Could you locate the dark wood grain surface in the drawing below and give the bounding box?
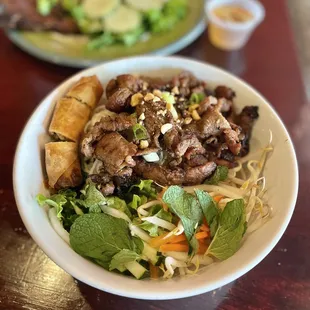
[1,0,309,309]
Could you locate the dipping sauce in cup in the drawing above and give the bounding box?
[213,5,254,23]
[205,0,265,51]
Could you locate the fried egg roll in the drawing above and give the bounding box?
[45,142,82,189]
[49,97,91,142]
[66,75,104,110]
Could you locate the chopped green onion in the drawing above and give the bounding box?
[132,124,148,141]
[189,92,205,104]
[162,92,175,105]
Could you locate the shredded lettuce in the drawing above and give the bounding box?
[164,0,187,19]
[36,189,81,231]
[128,194,148,210]
[145,0,187,33]
[106,197,132,219]
[137,204,172,237]
[87,32,116,50]
[129,179,157,199]
[36,193,67,219]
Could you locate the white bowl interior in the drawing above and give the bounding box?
[13,57,298,300]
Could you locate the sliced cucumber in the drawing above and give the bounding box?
[82,0,120,19]
[104,5,141,34]
[124,261,147,279]
[125,0,165,12]
[142,242,159,265]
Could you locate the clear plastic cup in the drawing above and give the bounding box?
[205,0,265,51]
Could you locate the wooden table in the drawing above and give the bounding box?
[0,0,308,309]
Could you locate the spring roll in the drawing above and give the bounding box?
[49,97,90,142]
[66,75,104,110]
[45,142,82,189]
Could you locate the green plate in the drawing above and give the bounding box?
[8,0,205,68]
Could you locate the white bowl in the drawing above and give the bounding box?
[13,56,298,300]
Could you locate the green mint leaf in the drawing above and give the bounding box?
[195,190,220,237]
[78,183,106,211]
[109,249,141,271]
[163,186,203,255]
[133,237,144,254]
[205,166,229,185]
[70,213,141,268]
[207,199,246,260]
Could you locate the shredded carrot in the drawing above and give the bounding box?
[157,187,167,200]
[157,188,169,211]
[213,195,224,202]
[168,231,209,244]
[159,243,189,252]
[198,241,208,254]
[200,224,210,232]
[162,203,169,211]
[168,234,187,244]
[195,231,209,239]
[160,241,208,254]
[149,232,171,248]
[149,263,159,279]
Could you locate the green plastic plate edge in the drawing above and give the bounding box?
[7,0,206,68]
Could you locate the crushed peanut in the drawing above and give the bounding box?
[171,86,179,95]
[139,113,145,120]
[139,140,149,149]
[192,110,201,120]
[157,110,167,116]
[161,123,173,134]
[166,102,178,120]
[131,93,143,107]
[184,117,192,124]
[153,89,162,97]
[188,104,199,112]
[153,96,161,102]
[209,96,218,104]
[144,93,154,101]
[142,82,148,90]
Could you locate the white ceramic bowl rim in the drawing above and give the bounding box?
[13,56,298,300]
